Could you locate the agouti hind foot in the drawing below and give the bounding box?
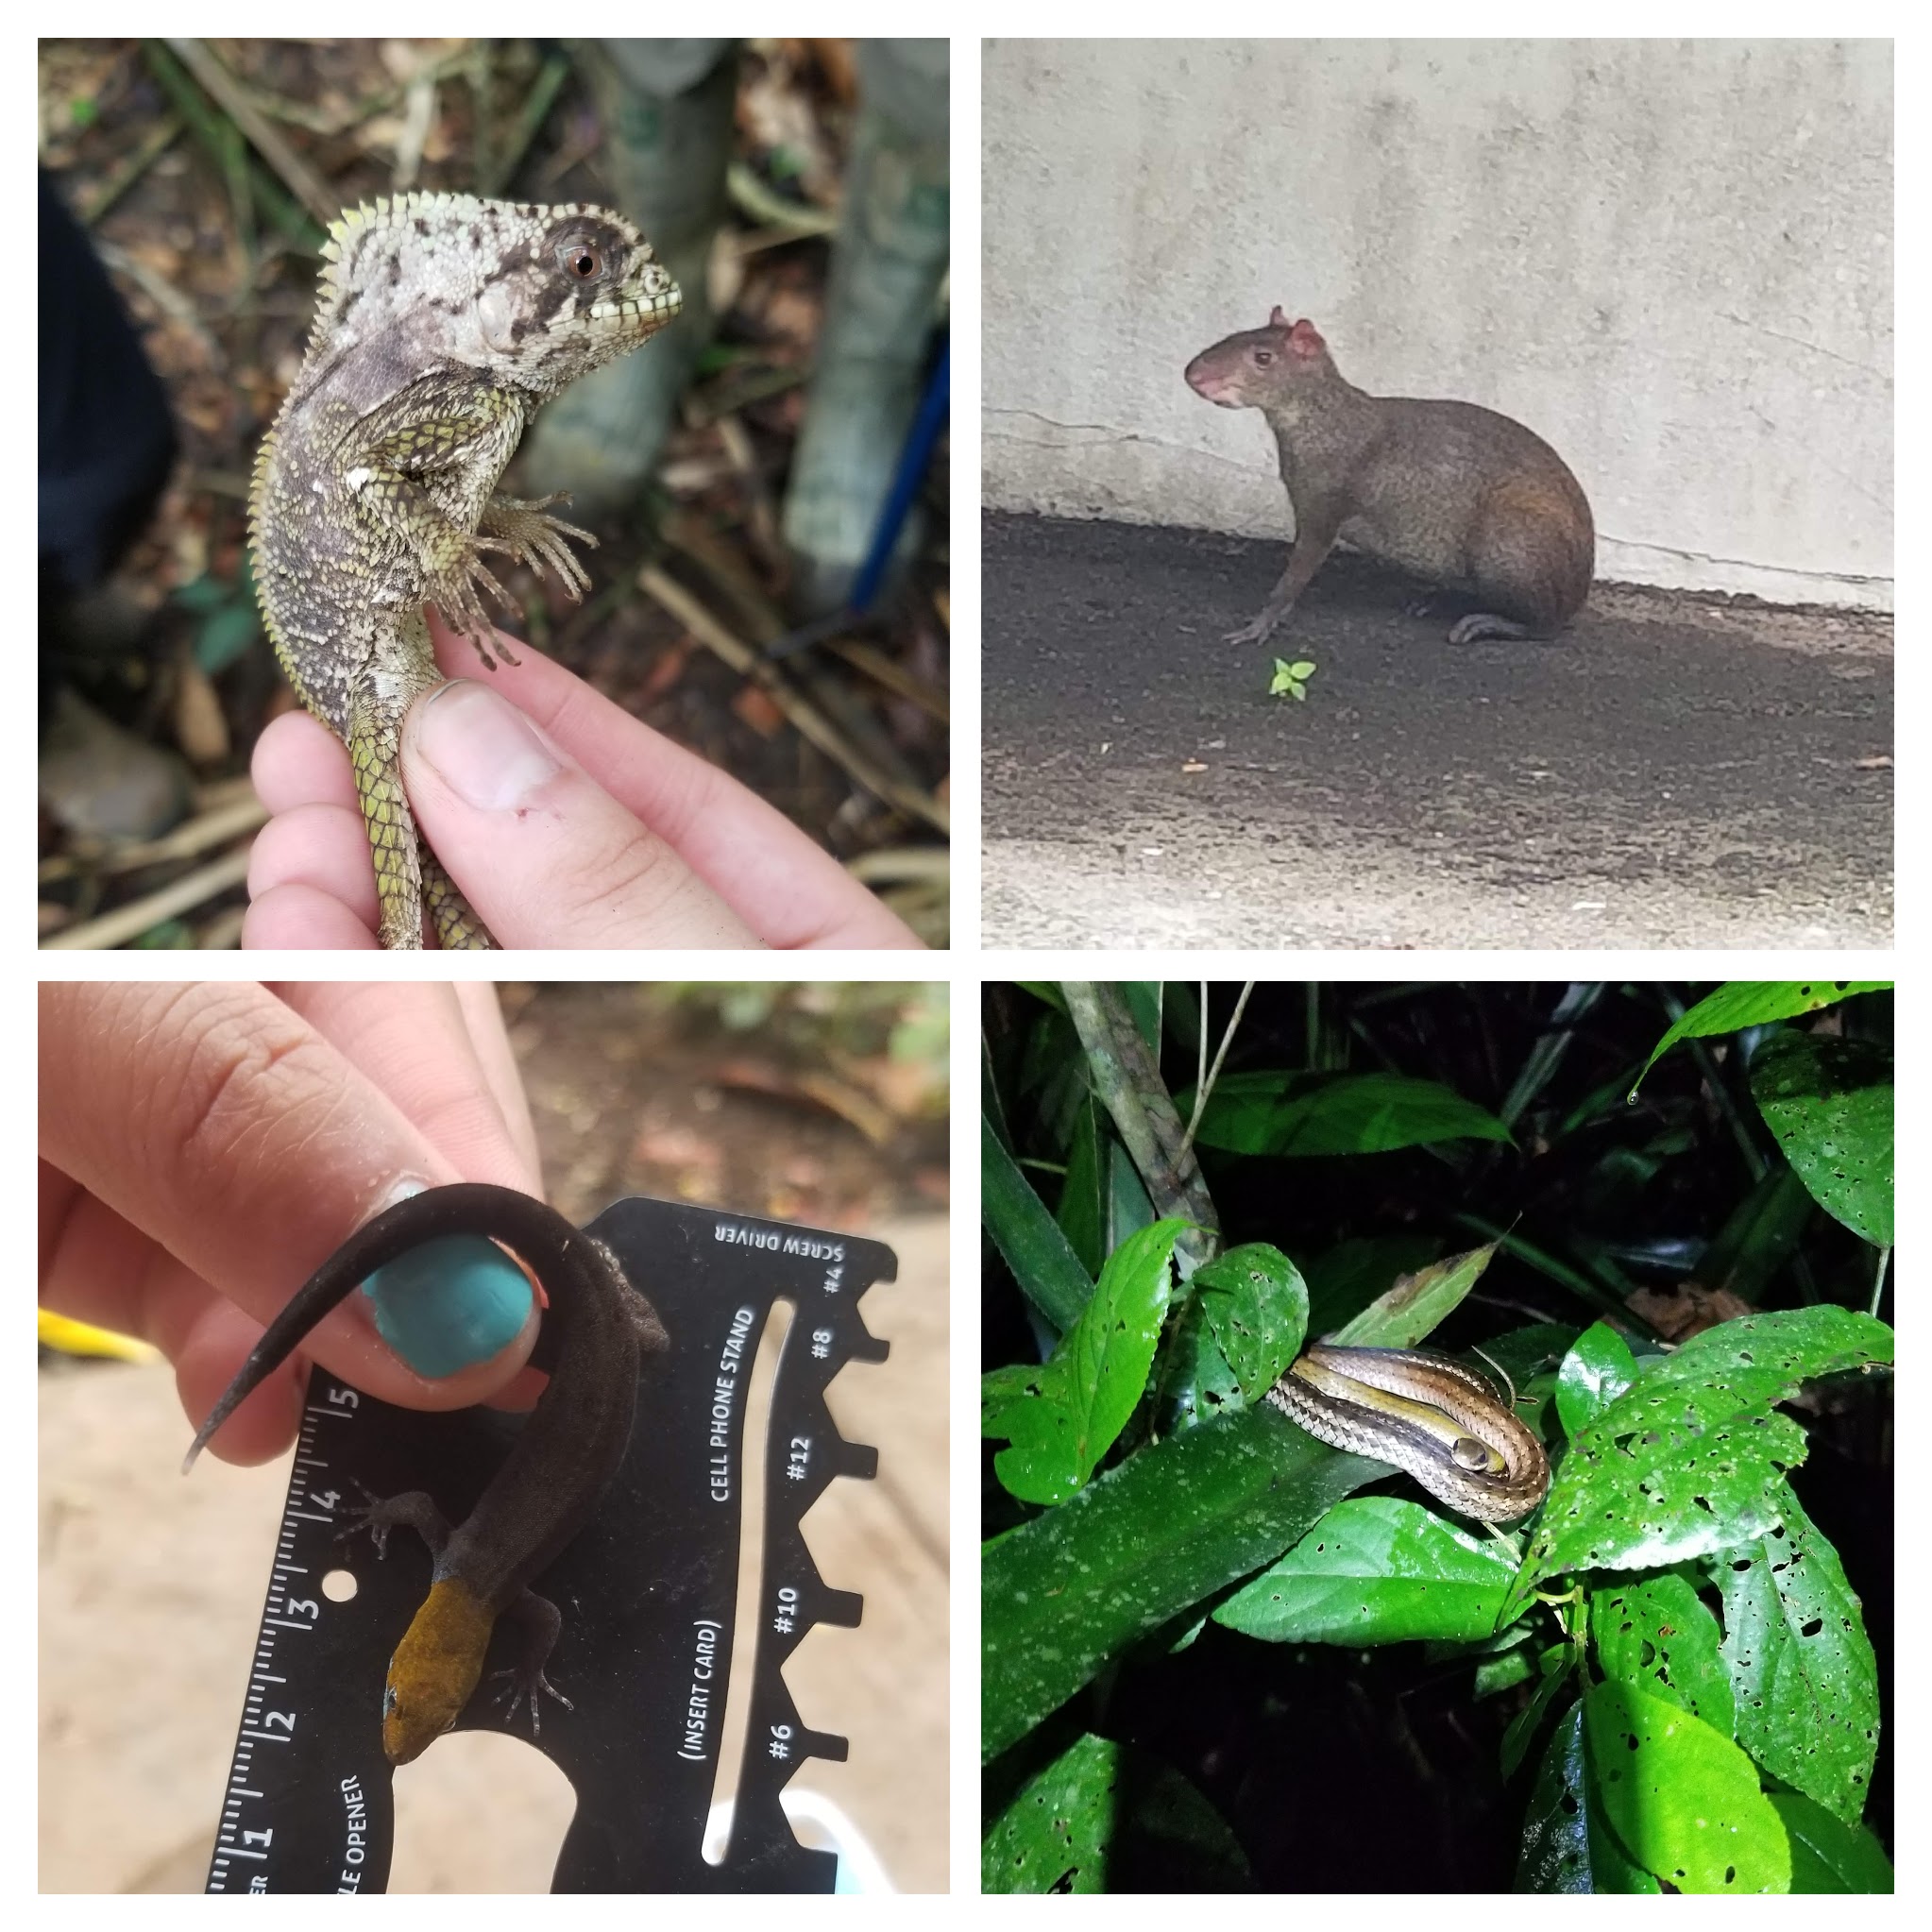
[1225,609,1283,647]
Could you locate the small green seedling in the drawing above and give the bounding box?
[1268,658,1318,702]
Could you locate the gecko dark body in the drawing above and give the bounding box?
[186,1182,668,1763]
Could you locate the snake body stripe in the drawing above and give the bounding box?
[1265,1344,1550,1523]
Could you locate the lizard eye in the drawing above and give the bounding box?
[556,236,607,282]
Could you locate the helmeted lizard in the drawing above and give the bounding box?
[248,193,681,948]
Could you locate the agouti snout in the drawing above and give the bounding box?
[1185,309,1594,648]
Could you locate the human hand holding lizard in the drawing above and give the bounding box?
[40,981,553,1462]
[245,618,925,951]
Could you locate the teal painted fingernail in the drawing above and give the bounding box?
[362,1235,533,1378]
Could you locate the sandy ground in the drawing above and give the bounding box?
[983,513,1892,950]
[38,1213,947,1895]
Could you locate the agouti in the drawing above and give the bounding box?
[1184,309,1594,646]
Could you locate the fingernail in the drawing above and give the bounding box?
[415,679,564,808]
[362,1235,534,1377]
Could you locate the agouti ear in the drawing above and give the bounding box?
[1269,304,1290,327]
[1287,319,1325,355]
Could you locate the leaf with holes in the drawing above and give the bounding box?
[1517,1702,1660,1893]
[982,1218,1182,1504]
[1631,980,1890,1094]
[981,1404,1383,1759]
[1584,1680,1789,1891]
[1750,1031,1893,1247]
[1718,1486,1880,1827]
[1590,1573,1736,1735]
[982,1732,1249,1892]
[1517,1308,1891,1591]
[1192,1242,1306,1399]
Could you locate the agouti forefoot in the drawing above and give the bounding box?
[1185,309,1594,647]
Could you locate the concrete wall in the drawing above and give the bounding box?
[983,39,1893,609]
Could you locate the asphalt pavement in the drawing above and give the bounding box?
[982,512,1892,950]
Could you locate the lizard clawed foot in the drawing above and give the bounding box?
[428,497,598,670]
[489,1662,575,1737]
[336,1478,394,1558]
[482,492,597,602]
[427,536,524,671]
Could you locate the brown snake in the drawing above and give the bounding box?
[1265,1344,1551,1523]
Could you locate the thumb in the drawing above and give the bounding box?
[402,678,762,948]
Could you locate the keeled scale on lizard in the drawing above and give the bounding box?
[248,193,682,949]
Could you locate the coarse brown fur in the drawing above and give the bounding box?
[1185,309,1593,648]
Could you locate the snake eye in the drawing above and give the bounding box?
[1450,1435,1497,1472]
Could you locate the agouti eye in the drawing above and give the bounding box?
[556,237,605,281]
[1254,349,1273,366]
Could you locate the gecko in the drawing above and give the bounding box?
[248,193,681,948]
[184,1183,668,1764]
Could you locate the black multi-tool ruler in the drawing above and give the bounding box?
[204,1195,894,1892]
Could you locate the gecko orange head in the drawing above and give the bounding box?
[381,1578,495,1764]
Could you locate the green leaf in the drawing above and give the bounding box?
[1162,982,1204,1058]
[981,1733,1249,1892]
[1104,1137,1158,1252]
[1302,1232,1444,1335]
[1326,1242,1502,1348]
[1162,1294,1245,1431]
[1517,1308,1892,1593]
[129,922,195,948]
[1589,1573,1735,1735]
[1182,1070,1513,1156]
[1694,1165,1822,1305]
[1191,1242,1307,1399]
[1717,1486,1880,1827]
[1473,1646,1535,1698]
[1749,1031,1893,1246]
[1500,1643,1585,1781]
[1552,1320,1641,1439]
[982,1219,1182,1505]
[1213,1496,1518,1644]
[1585,1680,1790,1891]
[1516,1702,1660,1893]
[1632,980,1890,1093]
[1057,1096,1106,1277]
[981,1404,1386,1760]
[1771,1792,1893,1892]
[1113,980,1163,1047]
[981,1111,1091,1333]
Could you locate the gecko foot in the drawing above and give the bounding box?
[335,1478,394,1558]
[490,1663,575,1737]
